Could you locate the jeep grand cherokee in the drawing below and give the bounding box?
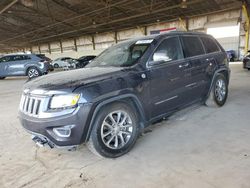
[19,32,230,158]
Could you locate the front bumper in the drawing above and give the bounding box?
[19,104,92,147]
[243,58,250,68]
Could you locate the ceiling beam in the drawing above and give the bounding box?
[0,0,18,15]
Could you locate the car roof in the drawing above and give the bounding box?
[123,31,212,43]
[1,53,35,57]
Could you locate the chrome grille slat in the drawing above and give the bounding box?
[24,96,29,112]
[28,98,33,113]
[33,99,38,115]
[36,100,41,115]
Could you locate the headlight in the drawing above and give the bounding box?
[38,62,45,68]
[50,94,80,109]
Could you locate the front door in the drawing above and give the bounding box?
[148,36,193,118]
[6,55,27,76]
[0,56,13,77]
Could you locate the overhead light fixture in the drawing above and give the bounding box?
[21,0,34,7]
[181,0,187,9]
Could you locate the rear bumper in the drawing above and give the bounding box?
[40,63,50,74]
[19,104,92,147]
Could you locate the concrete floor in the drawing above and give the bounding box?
[0,63,250,188]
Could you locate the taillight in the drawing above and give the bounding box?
[39,60,48,64]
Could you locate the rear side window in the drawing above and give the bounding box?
[22,55,31,60]
[201,37,220,53]
[13,55,23,61]
[181,36,205,58]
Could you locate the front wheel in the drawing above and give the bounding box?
[205,74,228,107]
[87,102,140,158]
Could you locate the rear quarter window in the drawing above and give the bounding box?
[201,37,220,53]
[181,36,205,58]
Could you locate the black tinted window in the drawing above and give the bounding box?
[152,37,183,63]
[22,55,31,60]
[13,55,23,61]
[181,36,205,57]
[0,56,13,62]
[201,37,220,53]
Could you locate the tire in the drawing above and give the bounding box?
[27,67,41,79]
[0,77,5,80]
[87,102,140,158]
[54,63,59,68]
[205,73,228,107]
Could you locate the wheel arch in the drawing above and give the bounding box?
[84,94,147,142]
[25,65,40,76]
[206,67,230,99]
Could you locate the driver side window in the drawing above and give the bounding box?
[0,56,12,63]
[152,37,183,63]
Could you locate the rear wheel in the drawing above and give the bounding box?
[54,63,59,68]
[205,73,228,107]
[87,102,140,158]
[27,67,41,79]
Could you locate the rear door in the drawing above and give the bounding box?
[180,35,207,101]
[200,36,220,87]
[148,36,194,118]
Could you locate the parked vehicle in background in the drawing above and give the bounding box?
[0,54,49,79]
[51,57,77,69]
[76,55,96,68]
[243,50,250,70]
[19,32,230,158]
[226,50,236,62]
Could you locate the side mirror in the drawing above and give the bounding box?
[153,51,172,62]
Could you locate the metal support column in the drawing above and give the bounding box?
[242,4,250,53]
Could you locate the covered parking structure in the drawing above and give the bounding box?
[0,0,249,59]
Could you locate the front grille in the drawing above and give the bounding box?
[20,95,44,116]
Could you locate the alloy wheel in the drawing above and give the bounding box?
[215,79,226,102]
[101,110,133,149]
[28,69,39,78]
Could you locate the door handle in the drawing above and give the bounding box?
[179,63,189,68]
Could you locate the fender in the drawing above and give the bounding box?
[84,93,147,142]
[206,67,230,99]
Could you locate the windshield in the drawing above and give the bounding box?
[87,39,152,67]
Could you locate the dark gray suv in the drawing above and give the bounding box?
[0,54,50,79]
[19,32,230,158]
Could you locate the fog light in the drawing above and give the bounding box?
[53,125,74,138]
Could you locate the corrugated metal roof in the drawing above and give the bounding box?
[0,0,243,52]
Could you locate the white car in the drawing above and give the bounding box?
[51,57,77,69]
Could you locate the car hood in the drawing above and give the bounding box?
[24,67,126,92]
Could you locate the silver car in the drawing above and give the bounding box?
[0,54,50,79]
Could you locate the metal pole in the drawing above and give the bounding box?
[242,4,249,54]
